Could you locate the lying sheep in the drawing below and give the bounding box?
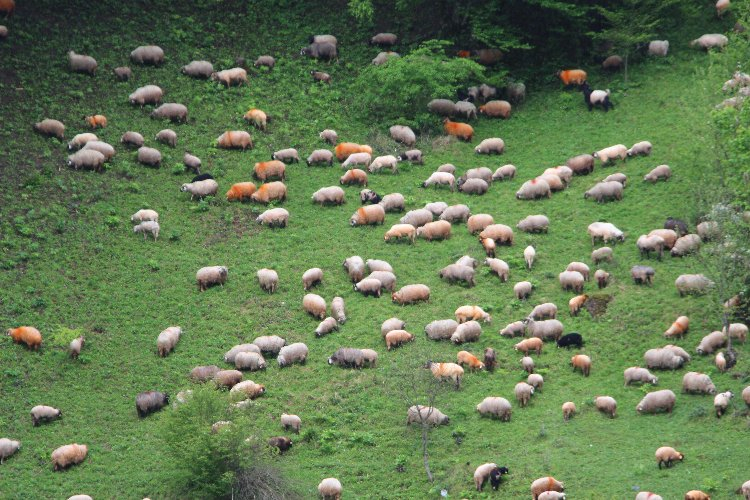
[68,149,105,172]
[516,178,551,200]
[593,144,627,164]
[671,234,701,256]
[648,40,669,56]
[474,137,505,155]
[315,317,339,338]
[351,205,385,226]
[302,268,323,290]
[714,390,733,417]
[595,269,610,288]
[691,33,728,49]
[631,265,655,285]
[684,491,710,500]
[34,118,65,140]
[340,168,368,186]
[121,131,144,148]
[211,67,248,87]
[277,343,308,367]
[595,395,617,418]
[517,214,550,233]
[131,45,164,65]
[644,164,671,182]
[51,443,88,471]
[196,266,228,291]
[625,367,659,386]
[451,321,482,343]
[303,294,326,319]
[151,103,188,123]
[682,371,716,394]
[627,141,652,157]
[256,208,289,228]
[384,224,416,243]
[514,281,533,300]
[68,50,97,74]
[559,271,584,293]
[181,179,218,200]
[675,274,713,296]
[696,330,726,354]
[584,181,623,202]
[440,204,470,223]
[328,348,365,369]
[129,85,163,107]
[418,220,451,240]
[487,258,510,282]
[571,354,592,376]
[182,60,214,78]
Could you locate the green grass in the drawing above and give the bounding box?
[1,1,748,499]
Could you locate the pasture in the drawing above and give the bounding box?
[0,1,748,498]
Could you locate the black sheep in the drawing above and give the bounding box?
[557,333,584,349]
[191,173,214,183]
[490,466,509,490]
[664,217,689,236]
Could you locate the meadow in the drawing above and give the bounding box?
[0,1,748,498]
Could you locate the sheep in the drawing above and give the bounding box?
[235,351,267,371]
[418,220,452,241]
[655,446,683,469]
[303,294,327,319]
[211,67,248,87]
[368,155,399,173]
[77,141,114,162]
[531,477,565,500]
[217,130,253,150]
[637,234,665,260]
[558,68,587,86]
[252,161,286,183]
[451,321,482,343]
[644,348,685,370]
[742,480,750,500]
[675,274,714,296]
[378,193,405,212]
[248,337,284,357]
[151,103,188,123]
[309,186,344,207]
[584,181,623,202]
[318,477,342,500]
[51,443,88,471]
[644,164,671,182]
[135,391,169,418]
[670,234,701,256]
[33,118,65,141]
[129,85,163,107]
[479,100,512,118]
[514,337,543,355]
[155,326,181,357]
[562,402,576,422]
[385,329,415,350]
[716,0,730,16]
[196,266,228,292]
[256,208,289,228]
[631,265,655,285]
[627,141,652,157]
[569,294,588,316]
[566,153,595,175]
[501,320,526,338]
[313,315,336,336]
[439,205,470,224]
[696,221,719,240]
[682,371,716,394]
[454,100,478,120]
[230,380,266,401]
[328,348,365,369]
[580,82,613,112]
[301,268,323,291]
[213,370,243,389]
[180,179,218,201]
[6,326,42,350]
[397,149,423,164]
[514,382,535,408]
[426,361,464,389]
[224,345,261,364]
[595,395,617,418]
[182,60,214,78]
[635,390,676,416]
[474,137,504,155]
[593,144,627,164]
[684,491,710,500]
[443,118,474,141]
[342,256,365,283]
[648,40,669,56]
[455,305,491,324]
[664,316,689,338]
[69,335,85,359]
[489,165,517,183]
[647,229,677,249]
[485,258,509,282]
[300,42,337,61]
[68,149,106,172]
[130,45,164,65]
[464,214,493,236]
[457,350,484,371]
[427,99,456,116]
[131,220,159,241]
[190,365,220,383]
[372,51,400,65]
[270,148,299,165]
[340,168,368,186]
[517,214,550,233]
[545,166,573,185]
[516,178,551,200]
[121,131,144,148]
[277,343,309,367]
[30,405,61,426]
[398,208,432,228]
[571,354,592,376]
[691,33,728,50]
[0,438,19,464]
[423,202,448,217]
[68,50,97,74]
[249,55,275,70]
[521,356,535,374]
[539,173,565,192]
[425,319,458,340]
[514,281,533,300]
[696,330,726,355]
[555,333,583,350]
[368,32,398,47]
[727,323,748,342]
[350,204,385,226]
[389,125,416,147]
[603,173,627,186]
[355,278,382,297]
[279,414,302,434]
[336,143,373,162]
[406,405,450,426]
[384,224,416,244]
[602,54,623,70]
[479,224,514,245]
[113,66,131,82]
[529,303,557,320]
[379,318,406,339]
[225,182,256,202]
[714,390,733,417]
[392,284,430,304]
[590,248,612,266]
[625,367,659,386]
[421,171,455,190]
[538,493,566,500]
[68,133,98,151]
[559,271,584,293]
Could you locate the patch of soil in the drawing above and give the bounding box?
[585,294,612,317]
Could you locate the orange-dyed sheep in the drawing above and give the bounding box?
[569,294,588,316]
[457,350,485,370]
[250,182,287,204]
[571,354,591,376]
[217,131,253,150]
[557,69,587,86]
[334,142,373,162]
[664,316,689,338]
[443,118,474,142]
[243,108,268,130]
[0,0,15,18]
[226,182,257,202]
[253,160,286,181]
[6,326,42,350]
[84,115,107,129]
[339,168,368,186]
[350,204,385,226]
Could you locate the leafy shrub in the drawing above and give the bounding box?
[48,327,85,348]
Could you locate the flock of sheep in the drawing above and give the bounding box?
[4,0,750,497]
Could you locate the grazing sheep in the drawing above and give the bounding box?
[593,269,610,289]
[235,351,266,371]
[682,371,716,394]
[309,186,345,207]
[350,204,385,227]
[136,391,169,417]
[389,125,416,147]
[648,40,669,56]
[385,329,415,350]
[253,55,275,69]
[381,318,406,338]
[595,395,617,418]
[423,202,448,217]
[476,398,511,422]
[486,258,510,282]
[340,168,368,186]
[727,323,748,342]
[531,477,565,500]
[68,133,98,151]
[370,32,398,46]
[566,153,595,175]
[157,326,181,357]
[675,274,714,296]
[342,256,365,283]
[479,100,512,118]
[113,66,131,81]
[68,335,85,359]
[190,365,220,383]
[225,182,257,202]
[328,348,365,369]
[34,118,65,140]
[540,173,565,192]
[569,294,588,316]
[530,303,558,320]
[637,234,665,260]
[696,220,719,241]
[562,402,576,422]
[421,171,456,190]
[272,148,300,164]
[521,356,535,374]
[133,220,160,241]
[300,42,338,61]
[427,98,457,116]
[6,326,42,350]
[714,390,733,417]
[593,144,627,164]
[627,141,652,157]
[603,173,627,186]
[691,33,728,50]
[196,266,228,292]
[51,443,88,471]
[559,271,584,292]
[80,141,114,161]
[151,103,188,123]
[30,405,61,426]
[213,370,243,389]
[565,262,589,281]
[516,178,551,200]
[440,204,470,223]
[454,100,478,120]
[427,362,464,389]
[255,268,279,294]
[644,348,685,370]
[303,294,326,320]
[443,118,474,141]
[68,50,97,75]
[223,344,260,364]
[399,208,432,228]
[256,208,289,228]
[335,142,373,162]
[217,130,253,150]
[644,164,672,182]
[648,229,678,249]
[465,215,494,236]
[277,343,309,367]
[253,160,286,182]
[455,305,491,324]
[451,321,482,344]
[267,436,293,454]
[407,405,450,426]
[281,414,301,434]
[492,164,517,182]
[664,344,691,363]
[602,54,623,70]
[0,438,20,464]
[130,45,164,65]
[382,224,415,244]
[515,382,535,408]
[418,220,452,240]
[314,317,339,338]
[664,316,689,338]
[556,333,584,349]
[129,85,163,107]
[631,265,655,285]
[182,60,213,78]
[372,51,400,65]
[474,137,505,155]
[67,149,105,172]
[538,493,566,500]
[211,67,248,87]
[181,179,218,200]
[584,181,623,202]
[517,214,550,233]
[670,234,701,256]
[514,281,533,300]
[655,446,683,469]
[374,193,405,213]
[625,367,659,386]
[591,247,613,265]
[424,319,458,340]
[302,268,323,291]
[457,350,484,371]
[581,82,612,112]
[397,149,423,164]
[514,337,543,355]
[318,477,342,500]
[696,330,726,355]
[571,354,592,376]
[252,336,287,355]
[558,68,587,85]
[121,131,144,148]
[230,380,266,401]
[355,278,382,297]
[392,284,430,304]
[636,390,676,415]
[501,320,526,338]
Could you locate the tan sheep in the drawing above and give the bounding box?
[384,224,416,243]
[455,305,491,323]
[467,213,494,234]
[595,396,617,418]
[562,402,576,421]
[514,337,543,355]
[303,294,327,319]
[51,443,88,471]
[385,329,414,350]
[571,354,591,376]
[157,326,182,357]
[531,477,564,500]
[217,131,252,150]
[655,446,683,468]
[392,284,430,304]
[318,477,342,499]
[417,220,451,241]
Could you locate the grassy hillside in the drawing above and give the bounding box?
[1,1,747,499]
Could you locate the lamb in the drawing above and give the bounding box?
[517,215,550,233]
[121,131,145,148]
[562,402,576,421]
[664,316,689,338]
[256,208,289,228]
[277,343,309,367]
[129,85,163,107]
[443,118,474,141]
[217,131,252,150]
[637,234,665,260]
[648,40,669,56]
[644,348,685,370]
[226,182,257,202]
[593,144,627,164]
[318,477,342,500]
[328,348,365,369]
[68,51,97,75]
[355,278,382,297]
[400,208,433,228]
[181,179,218,200]
[655,446,683,469]
[350,204,385,226]
[300,42,337,61]
[181,60,214,78]
[303,294,327,319]
[455,305,491,323]
[516,178,551,199]
[696,330,726,354]
[34,118,65,140]
[501,321,526,338]
[531,477,565,500]
[417,220,452,241]
[487,258,510,282]
[631,265,655,285]
[421,171,455,190]
[559,271,584,293]
[451,321,482,343]
[521,356,535,374]
[714,390,733,417]
[340,168,368,186]
[302,268,323,291]
[392,284,430,304]
[211,67,248,87]
[30,405,61,426]
[385,329,415,350]
[6,326,42,350]
[51,443,88,471]
[130,45,164,65]
[595,269,610,288]
[136,391,169,418]
[479,224,514,245]
[389,125,416,147]
[311,186,345,206]
[584,181,623,202]
[682,371,716,394]
[625,367,659,386]
[670,234,701,256]
[67,133,98,151]
[566,153,595,175]
[595,395,617,418]
[151,103,188,123]
[515,281,533,299]
[425,319,458,340]
[230,380,266,401]
[440,204,470,223]
[569,294,588,316]
[406,405,450,425]
[675,274,714,296]
[627,141,652,157]
[691,33,729,50]
[132,221,159,241]
[514,337,543,355]
[68,149,105,172]
[479,100,512,118]
[426,362,464,388]
[196,266,228,291]
[571,354,592,376]
[372,51,400,65]
[474,137,505,155]
[235,351,266,371]
[457,350,484,371]
[644,165,672,182]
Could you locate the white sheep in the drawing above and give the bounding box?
[133,221,160,241]
[180,179,218,200]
